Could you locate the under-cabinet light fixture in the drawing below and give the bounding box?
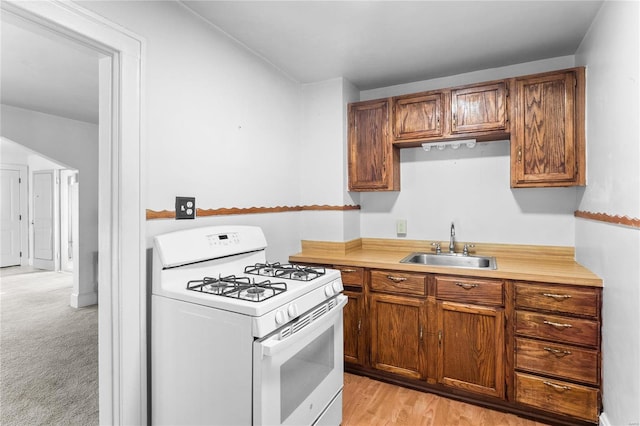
[422,139,477,151]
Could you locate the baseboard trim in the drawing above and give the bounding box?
[599,412,611,426]
[70,291,98,308]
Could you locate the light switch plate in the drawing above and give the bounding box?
[396,219,407,235]
[175,196,196,219]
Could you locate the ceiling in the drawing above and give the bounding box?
[0,1,603,124]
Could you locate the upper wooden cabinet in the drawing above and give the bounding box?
[391,81,509,147]
[348,99,400,191]
[510,67,586,187]
[347,67,586,191]
[451,82,508,134]
[392,91,444,140]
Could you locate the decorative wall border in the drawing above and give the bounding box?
[146,204,361,220]
[574,210,640,229]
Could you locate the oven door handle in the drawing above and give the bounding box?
[261,295,347,358]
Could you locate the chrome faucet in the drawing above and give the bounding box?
[449,222,456,253]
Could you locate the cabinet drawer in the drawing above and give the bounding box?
[515,311,599,348]
[370,270,426,296]
[515,337,599,385]
[334,265,364,287]
[436,276,503,306]
[515,282,599,318]
[515,372,599,422]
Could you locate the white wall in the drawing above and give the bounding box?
[358,57,580,247]
[1,104,98,306]
[298,77,360,242]
[78,1,314,260]
[574,2,640,425]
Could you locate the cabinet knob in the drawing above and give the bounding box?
[543,347,572,358]
[543,381,572,393]
[517,147,522,163]
[455,282,478,290]
[543,320,573,329]
[542,293,572,301]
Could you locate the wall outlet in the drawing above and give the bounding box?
[175,196,196,219]
[396,219,407,235]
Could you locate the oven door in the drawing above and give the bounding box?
[253,294,347,426]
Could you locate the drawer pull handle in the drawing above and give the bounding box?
[543,347,572,357]
[341,269,357,273]
[455,282,478,290]
[542,293,572,301]
[543,381,572,392]
[387,275,407,283]
[543,320,573,329]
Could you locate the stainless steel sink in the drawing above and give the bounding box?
[400,252,497,270]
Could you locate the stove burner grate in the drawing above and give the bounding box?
[244,263,326,281]
[187,275,287,302]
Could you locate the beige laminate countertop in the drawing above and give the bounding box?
[289,238,603,287]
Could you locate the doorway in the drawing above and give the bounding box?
[0,1,145,424]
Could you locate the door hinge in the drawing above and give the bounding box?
[19,251,22,257]
[19,214,22,221]
[19,177,22,184]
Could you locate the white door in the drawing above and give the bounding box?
[0,168,22,267]
[33,170,56,270]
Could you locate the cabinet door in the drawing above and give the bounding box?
[370,293,427,379]
[348,99,400,191]
[511,68,585,187]
[437,301,505,398]
[344,290,366,366]
[451,82,507,134]
[392,92,444,140]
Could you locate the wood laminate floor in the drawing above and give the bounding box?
[343,373,547,426]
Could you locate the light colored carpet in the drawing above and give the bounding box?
[0,268,98,425]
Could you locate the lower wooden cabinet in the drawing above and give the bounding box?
[343,290,366,366]
[334,265,367,367]
[369,293,427,380]
[513,281,601,423]
[515,372,599,422]
[332,264,602,425]
[434,276,505,398]
[437,301,505,398]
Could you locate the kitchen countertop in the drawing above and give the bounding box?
[289,238,603,287]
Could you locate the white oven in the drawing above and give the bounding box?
[152,226,346,426]
[253,294,347,426]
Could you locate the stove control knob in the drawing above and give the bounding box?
[332,281,343,293]
[275,311,286,325]
[324,285,334,297]
[287,304,298,318]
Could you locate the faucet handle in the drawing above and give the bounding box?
[431,242,442,254]
[462,244,475,256]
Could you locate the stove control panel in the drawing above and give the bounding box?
[206,232,240,247]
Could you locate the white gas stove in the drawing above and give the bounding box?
[151,225,346,425]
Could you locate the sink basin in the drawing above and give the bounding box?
[400,252,497,270]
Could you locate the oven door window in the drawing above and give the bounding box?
[280,327,334,422]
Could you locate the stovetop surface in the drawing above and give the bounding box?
[154,261,341,318]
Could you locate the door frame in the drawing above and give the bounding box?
[1,1,146,424]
